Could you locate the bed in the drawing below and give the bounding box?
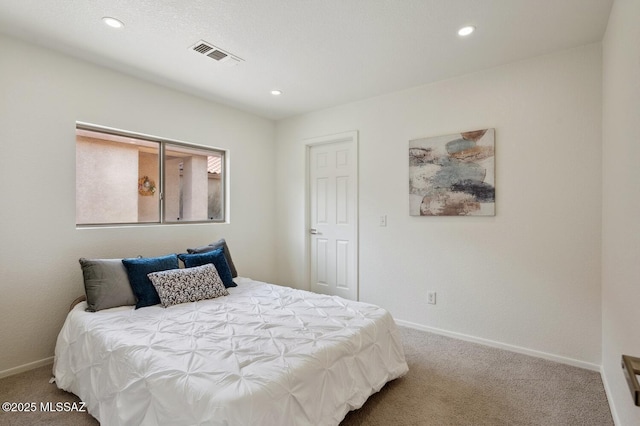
[54,276,408,425]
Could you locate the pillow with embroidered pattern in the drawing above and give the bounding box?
[147,263,229,308]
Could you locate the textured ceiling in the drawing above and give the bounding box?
[0,0,613,120]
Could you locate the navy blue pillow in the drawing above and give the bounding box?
[122,254,179,309]
[186,239,238,278]
[178,248,236,288]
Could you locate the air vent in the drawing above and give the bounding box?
[208,50,228,61]
[193,43,213,54]
[190,40,242,67]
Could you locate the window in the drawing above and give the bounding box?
[76,124,225,226]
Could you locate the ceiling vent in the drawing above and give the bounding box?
[190,40,243,67]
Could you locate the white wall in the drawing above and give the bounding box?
[602,0,640,424]
[0,34,277,375]
[275,44,603,367]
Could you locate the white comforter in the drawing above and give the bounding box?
[54,278,408,425]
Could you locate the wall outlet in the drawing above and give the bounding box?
[379,215,387,227]
[427,291,437,305]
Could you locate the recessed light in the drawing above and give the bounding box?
[102,17,124,29]
[458,26,475,37]
[271,90,282,96]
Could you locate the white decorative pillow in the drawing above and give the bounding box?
[147,263,229,307]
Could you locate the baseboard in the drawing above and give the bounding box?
[600,366,621,425]
[396,319,601,372]
[0,357,54,380]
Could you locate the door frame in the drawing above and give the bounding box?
[305,130,359,300]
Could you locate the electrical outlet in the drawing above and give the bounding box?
[427,291,437,305]
[379,215,387,227]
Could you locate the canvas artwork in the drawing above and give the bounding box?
[409,128,495,216]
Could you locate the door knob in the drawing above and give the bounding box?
[310,228,322,235]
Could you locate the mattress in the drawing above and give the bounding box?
[54,277,408,425]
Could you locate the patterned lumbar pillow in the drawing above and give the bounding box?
[147,263,229,308]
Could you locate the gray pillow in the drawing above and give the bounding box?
[186,238,238,278]
[79,258,136,311]
[147,263,229,308]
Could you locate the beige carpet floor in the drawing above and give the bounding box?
[0,327,613,425]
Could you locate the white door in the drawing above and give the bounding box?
[308,132,358,301]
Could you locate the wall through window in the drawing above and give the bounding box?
[75,124,225,226]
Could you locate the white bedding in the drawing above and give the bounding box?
[54,277,408,425]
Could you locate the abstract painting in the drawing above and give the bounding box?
[409,128,495,216]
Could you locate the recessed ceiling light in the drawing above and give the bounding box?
[271,90,282,96]
[458,26,475,36]
[102,17,124,29]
